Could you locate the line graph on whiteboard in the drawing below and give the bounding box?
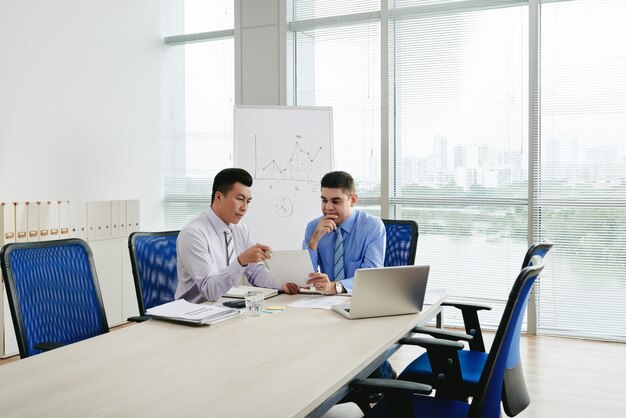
[254,134,329,187]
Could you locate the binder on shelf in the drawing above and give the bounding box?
[126,200,140,234]
[38,201,51,240]
[117,200,127,237]
[14,202,28,243]
[26,202,39,242]
[68,201,85,239]
[47,201,60,240]
[96,201,112,239]
[86,201,97,241]
[59,201,72,238]
[111,200,119,238]
[1,203,16,244]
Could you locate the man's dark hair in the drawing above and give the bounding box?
[211,168,253,204]
[321,171,355,194]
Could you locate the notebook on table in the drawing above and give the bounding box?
[331,265,429,319]
[224,285,278,300]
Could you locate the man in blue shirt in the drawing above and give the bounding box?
[302,171,394,382]
[303,171,386,295]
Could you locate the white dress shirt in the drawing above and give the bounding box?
[175,208,279,302]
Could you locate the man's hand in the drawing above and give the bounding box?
[237,244,272,266]
[306,272,336,295]
[308,215,338,250]
[281,283,300,294]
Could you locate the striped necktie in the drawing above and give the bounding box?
[224,226,235,266]
[334,228,345,282]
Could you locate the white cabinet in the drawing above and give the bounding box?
[0,199,141,356]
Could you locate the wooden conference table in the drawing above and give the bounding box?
[0,293,444,418]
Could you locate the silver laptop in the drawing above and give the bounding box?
[331,265,430,319]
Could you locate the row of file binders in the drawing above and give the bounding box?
[0,200,140,245]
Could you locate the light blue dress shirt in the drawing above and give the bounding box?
[303,210,386,292]
[175,208,280,303]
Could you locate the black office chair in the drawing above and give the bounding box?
[0,239,109,358]
[128,231,180,322]
[401,241,553,416]
[382,219,418,266]
[352,261,546,418]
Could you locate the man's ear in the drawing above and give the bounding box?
[350,193,358,207]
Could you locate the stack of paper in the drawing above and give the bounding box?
[146,299,240,326]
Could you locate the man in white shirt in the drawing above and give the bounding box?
[175,168,296,302]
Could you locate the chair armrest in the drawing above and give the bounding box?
[351,378,432,396]
[411,326,473,343]
[351,378,432,417]
[34,342,66,351]
[127,315,152,323]
[441,301,492,311]
[398,337,467,400]
[441,301,492,352]
[399,336,465,350]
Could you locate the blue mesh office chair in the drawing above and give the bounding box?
[400,241,553,416]
[382,219,418,267]
[0,239,109,358]
[352,261,545,418]
[128,231,179,322]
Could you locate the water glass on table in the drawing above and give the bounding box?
[244,289,264,317]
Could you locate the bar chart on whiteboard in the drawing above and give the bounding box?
[234,106,333,250]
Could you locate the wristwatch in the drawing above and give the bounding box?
[335,281,344,294]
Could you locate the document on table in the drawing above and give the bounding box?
[424,288,447,306]
[287,295,351,310]
[146,299,240,325]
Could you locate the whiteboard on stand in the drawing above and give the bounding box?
[234,105,333,250]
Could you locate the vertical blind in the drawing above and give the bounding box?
[535,0,626,339]
[162,0,235,229]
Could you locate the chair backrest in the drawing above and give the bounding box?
[128,231,179,313]
[0,239,109,358]
[469,261,545,418]
[521,241,553,269]
[382,220,418,267]
[499,240,553,416]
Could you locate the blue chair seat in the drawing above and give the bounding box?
[368,393,471,418]
[400,349,487,390]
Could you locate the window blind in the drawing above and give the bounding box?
[162,0,235,229]
[287,1,382,198]
[389,1,529,327]
[535,0,626,339]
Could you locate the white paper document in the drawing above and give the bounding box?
[287,295,351,310]
[265,249,316,287]
[424,288,447,306]
[146,300,240,325]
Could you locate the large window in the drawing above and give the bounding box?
[288,0,626,339]
[536,0,626,339]
[287,1,381,199]
[162,0,235,228]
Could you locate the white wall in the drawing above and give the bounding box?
[0,0,163,228]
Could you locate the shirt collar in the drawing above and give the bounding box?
[338,210,358,234]
[205,207,230,235]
